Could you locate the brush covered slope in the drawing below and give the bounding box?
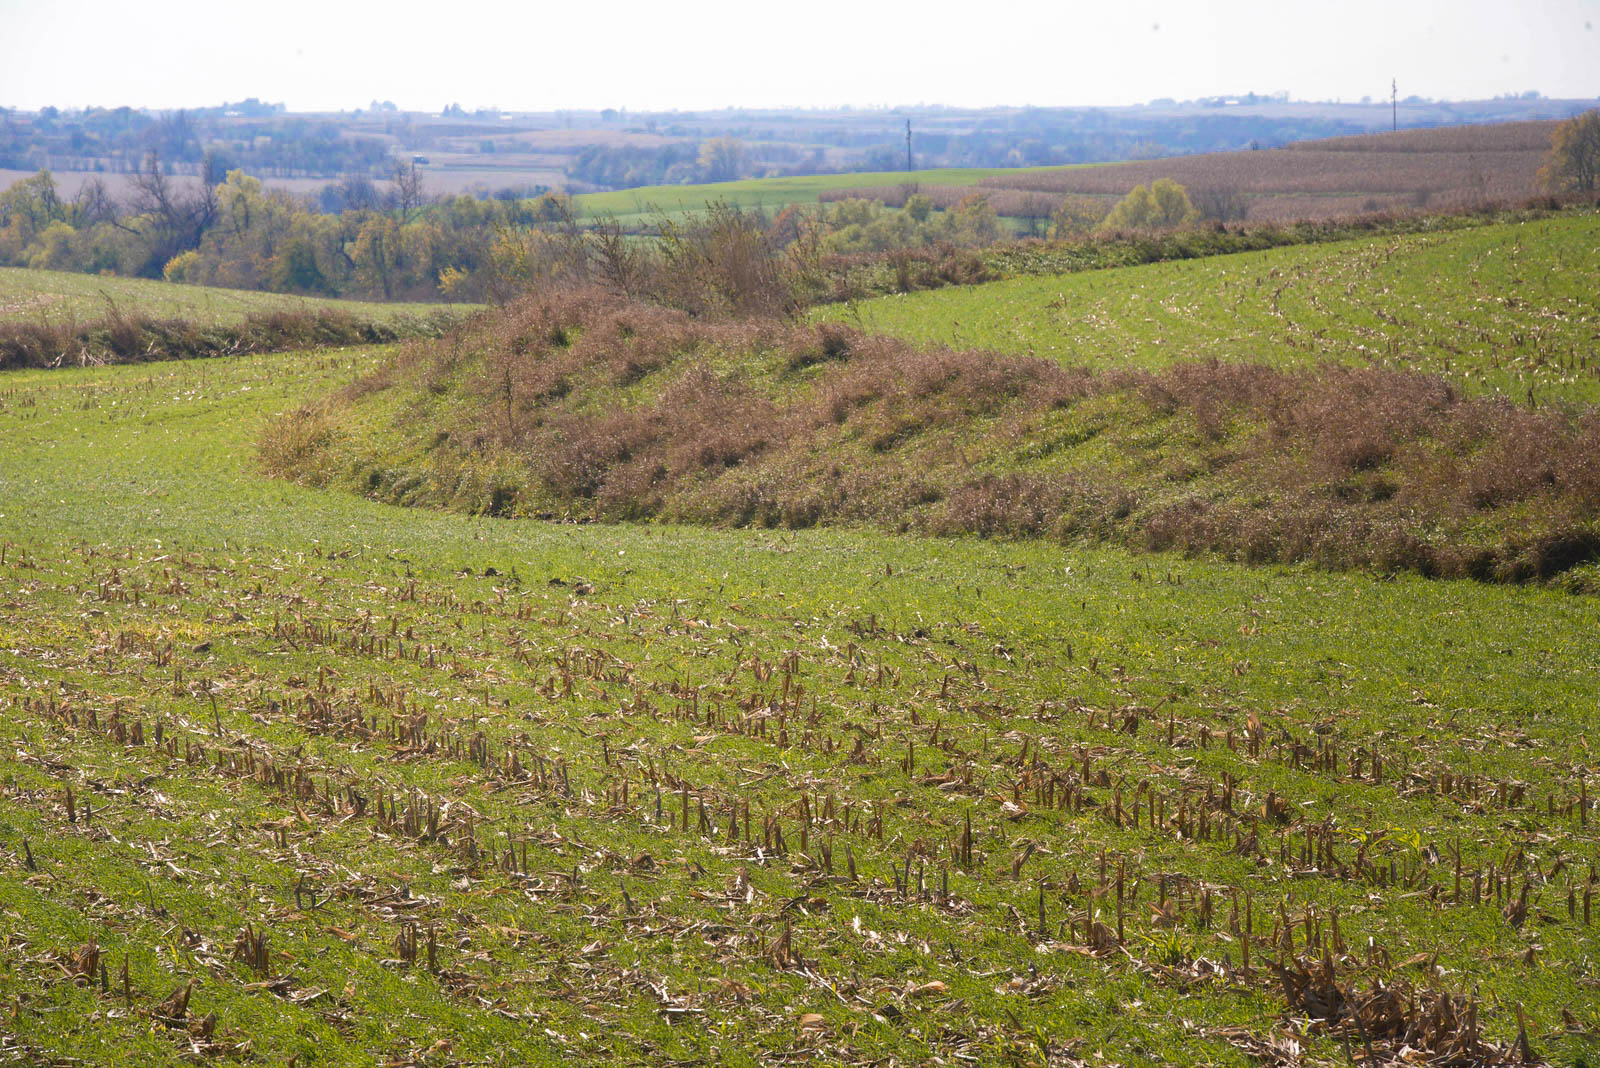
[3,345,1600,1066]
[267,263,1600,584]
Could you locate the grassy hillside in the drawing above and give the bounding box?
[2,344,1598,1065]
[0,266,472,327]
[822,212,1600,407]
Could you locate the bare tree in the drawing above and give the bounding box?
[125,150,221,276]
[70,177,120,228]
[390,161,429,223]
[1189,186,1250,222]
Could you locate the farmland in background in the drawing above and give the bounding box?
[7,94,1590,202]
[821,121,1564,226]
[570,167,1052,229]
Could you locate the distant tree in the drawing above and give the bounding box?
[70,178,120,228]
[318,175,382,214]
[903,193,934,223]
[1189,186,1249,222]
[1098,178,1197,231]
[352,215,402,298]
[1149,178,1197,225]
[27,220,79,271]
[1539,109,1600,193]
[698,138,745,183]
[1048,195,1107,237]
[163,249,201,283]
[125,151,221,275]
[390,161,429,222]
[949,194,999,244]
[0,171,66,243]
[528,192,577,228]
[272,238,329,293]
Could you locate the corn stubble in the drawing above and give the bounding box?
[2,528,1597,1064]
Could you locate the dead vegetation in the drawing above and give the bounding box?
[264,290,1600,584]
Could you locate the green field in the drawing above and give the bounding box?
[819,212,1600,407]
[573,166,1057,227]
[1,354,1598,1061]
[0,266,475,327]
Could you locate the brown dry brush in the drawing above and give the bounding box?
[263,290,1600,584]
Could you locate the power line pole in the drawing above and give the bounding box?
[905,119,913,173]
[1392,78,1397,132]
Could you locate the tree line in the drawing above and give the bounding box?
[0,160,579,301]
[0,162,1036,302]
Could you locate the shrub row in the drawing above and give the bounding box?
[0,307,465,371]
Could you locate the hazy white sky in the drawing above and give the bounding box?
[2,0,1597,112]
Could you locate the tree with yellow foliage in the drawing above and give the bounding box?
[1096,178,1198,231]
[1539,109,1600,193]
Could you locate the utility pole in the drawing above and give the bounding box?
[1391,78,1397,132]
[905,119,913,173]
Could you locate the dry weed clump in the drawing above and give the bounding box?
[1130,363,1600,579]
[256,404,340,488]
[264,289,1600,583]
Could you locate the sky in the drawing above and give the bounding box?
[1,0,1597,113]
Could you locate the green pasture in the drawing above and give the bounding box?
[573,166,1057,224]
